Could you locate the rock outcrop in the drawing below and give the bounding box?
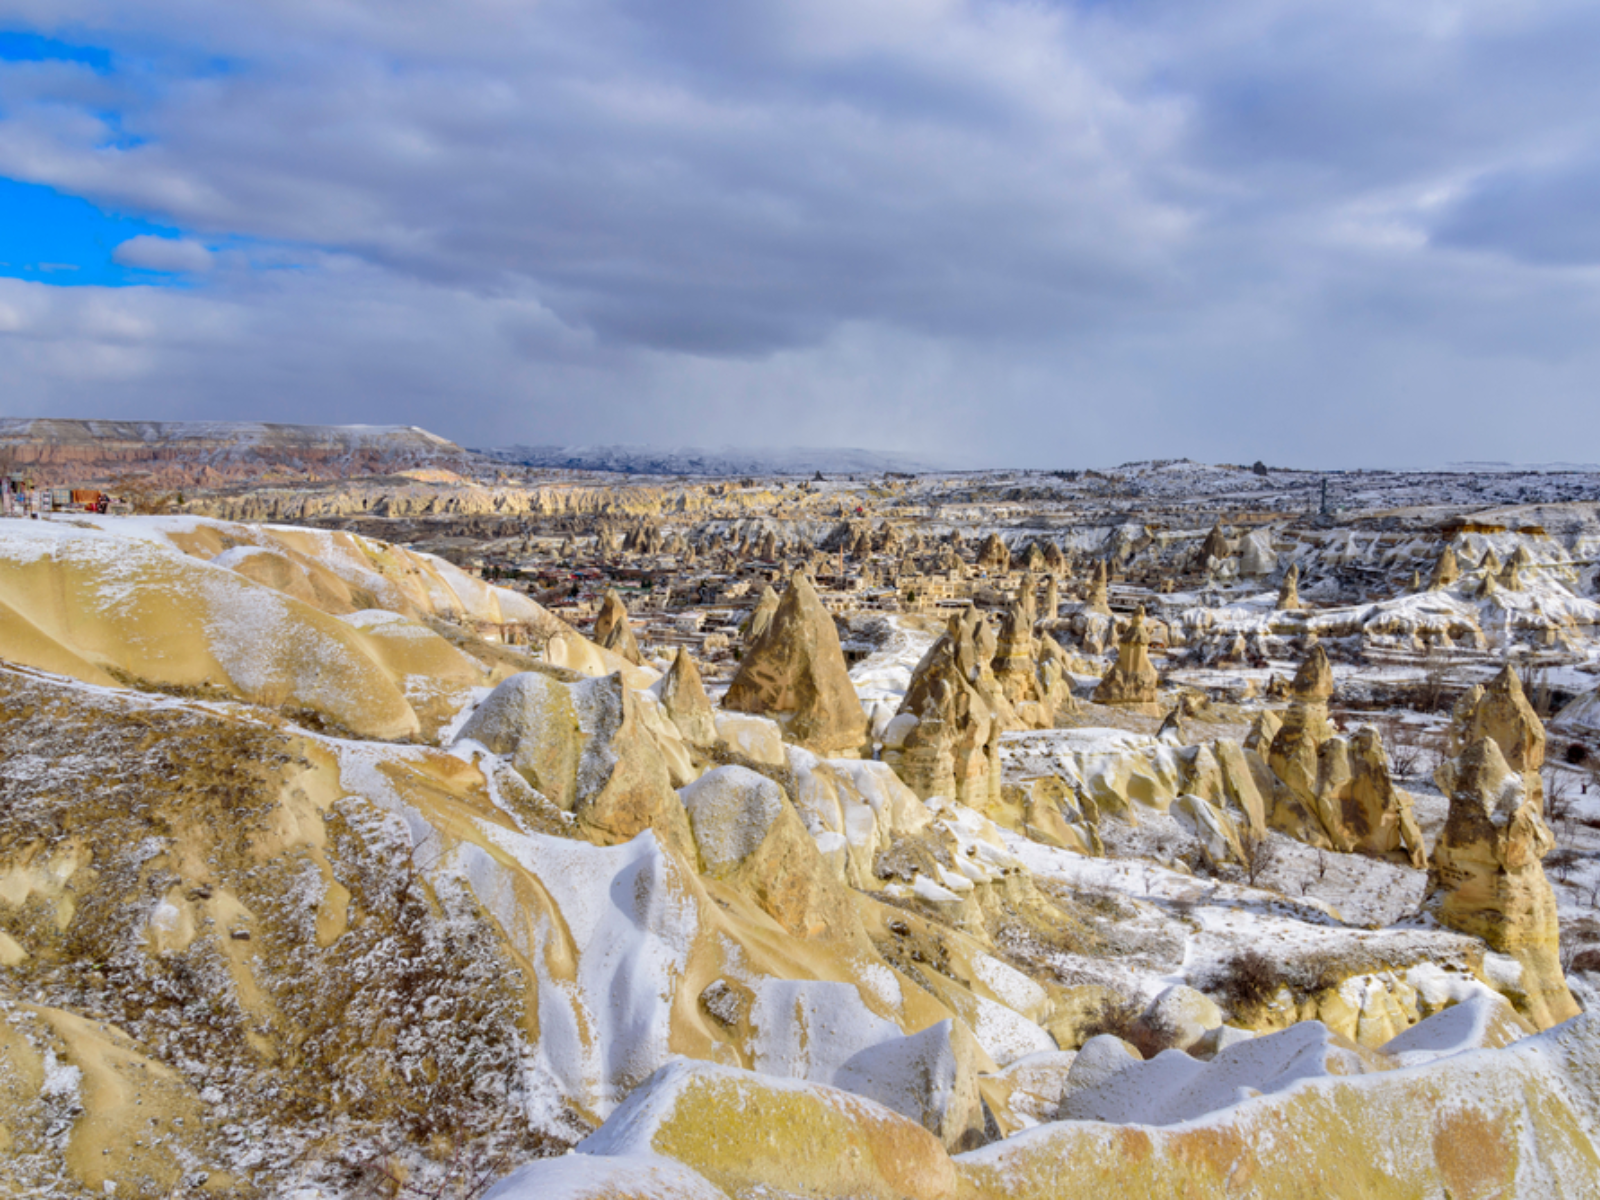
[883,607,1011,807]
[1333,727,1427,868]
[991,589,1040,708]
[460,671,695,858]
[1266,646,1338,834]
[723,573,870,755]
[1429,544,1461,590]
[1276,564,1301,611]
[1429,738,1578,1029]
[593,589,644,665]
[744,585,780,645]
[660,647,718,746]
[1451,664,1546,808]
[977,533,1010,572]
[1083,561,1111,615]
[1092,606,1160,714]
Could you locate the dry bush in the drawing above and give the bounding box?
[1239,828,1279,888]
[1076,994,1143,1044]
[1205,949,1286,1016]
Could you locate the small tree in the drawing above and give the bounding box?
[1239,828,1279,888]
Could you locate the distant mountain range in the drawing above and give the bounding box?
[0,418,471,485]
[477,444,956,476]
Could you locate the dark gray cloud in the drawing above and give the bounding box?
[2,0,1600,466]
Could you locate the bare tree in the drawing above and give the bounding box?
[1239,828,1280,888]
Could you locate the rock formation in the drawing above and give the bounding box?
[1429,738,1578,1029]
[883,607,1011,807]
[661,647,718,746]
[977,533,1010,572]
[593,589,644,665]
[1092,606,1160,714]
[1329,727,1427,868]
[1083,560,1111,614]
[1430,545,1461,590]
[991,588,1040,707]
[1199,522,1232,566]
[1276,563,1301,611]
[744,585,780,645]
[723,572,870,755]
[461,671,695,859]
[1452,665,1546,807]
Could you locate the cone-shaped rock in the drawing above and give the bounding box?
[744,585,780,645]
[1430,738,1578,1029]
[662,647,718,746]
[1447,665,1546,809]
[1092,606,1160,713]
[1276,564,1302,611]
[992,587,1039,705]
[977,533,1010,572]
[1430,545,1461,591]
[1267,646,1338,838]
[723,572,869,755]
[1337,727,1427,868]
[1084,561,1111,615]
[1199,523,1231,564]
[885,607,1008,807]
[593,589,643,665]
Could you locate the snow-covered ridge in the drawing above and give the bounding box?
[477,443,958,476]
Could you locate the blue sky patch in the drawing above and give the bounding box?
[0,177,199,285]
[0,31,113,73]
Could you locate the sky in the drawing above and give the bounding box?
[2,2,1600,468]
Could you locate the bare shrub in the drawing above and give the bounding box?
[1205,949,1285,1016]
[1546,767,1575,827]
[1547,848,1581,885]
[1415,650,1449,713]
[1077,993,1143,1044]
[1239,828,1279,888]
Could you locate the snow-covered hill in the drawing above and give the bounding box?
[478,443,957,476]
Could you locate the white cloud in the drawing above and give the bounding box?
[0,0,1598,463]
[111,235,214,273]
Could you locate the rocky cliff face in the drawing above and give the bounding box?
[0,418,472,486]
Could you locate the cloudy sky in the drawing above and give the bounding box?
[2,1,1599,467]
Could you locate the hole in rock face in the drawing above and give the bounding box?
[1564,742,1589,766]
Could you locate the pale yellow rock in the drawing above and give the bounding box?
[1336,726,1427,868]
[1430,738,1578,1030]
[680,765,863,941]
[712,710,789,766]
[991,588,1040,707]
[1276,563,1301,610]
[576,1060,966,1200]
[1091,606,1160,714]
[723,572,869,755]
[660,647,718,746]
[743,585,780,645]
[1457,664,1547,806]
[594,588,644,665]
[1430,544,1461,590]
[976,533,1010,572]
[1083,560,1111,615]
[885,607,1009,808]
[1266,645,1339,840]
